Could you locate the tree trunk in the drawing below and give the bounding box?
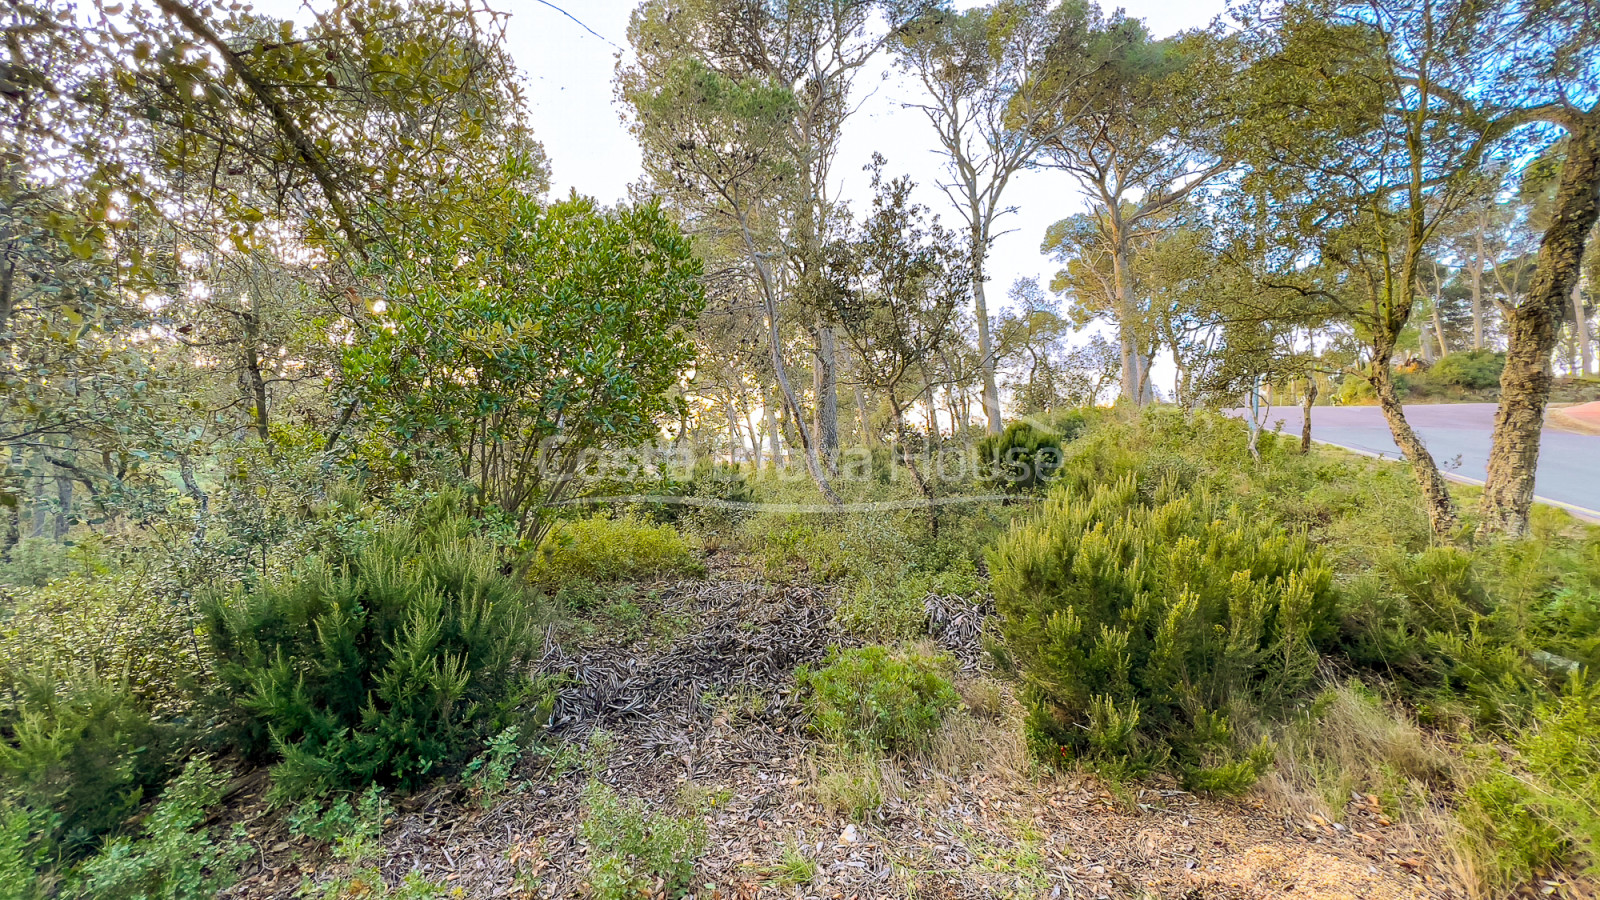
[737,206,841,505]
[1482,120,1600,536]
[972,263,1003,434]
[764,388,782,469]
[178,453,209,548]
[1576,280,1593,377]
[1110,235,1144,405]
[1430,298,1449,358]
[814,325,840,471]
[1370,357,1458,537]
[853,382,874,449]
[240,308,271,443]
[889,396,936,531]
[1300,373,1318,453]
[53,470,71,541]
[1472,213,1486,351]
[1420,321,1436,363]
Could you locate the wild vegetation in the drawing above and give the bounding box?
[1,0,1598,898]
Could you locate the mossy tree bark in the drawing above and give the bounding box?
[1482,121,1600,536]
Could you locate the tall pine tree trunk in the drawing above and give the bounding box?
[1482,121,1600,536]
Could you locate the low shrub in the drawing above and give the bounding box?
[0,671,179,854]
[0,804,49,900]
[1458,680,1600,890]
[203,502,558,798]
[796,645,960,756]
[989,474,1337,791]
[976,421,1064,493]
[1432,350,1506,390]
[67,759,248,900]
[287,785,389,864]
[528,514,702,587]
[463,726,525,808]
[580,782,706,900]
[0,571,205,717]
[0,537,80,588]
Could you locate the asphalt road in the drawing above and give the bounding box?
[1242,403,1600,519]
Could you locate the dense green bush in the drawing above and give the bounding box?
[527,514,702,587]
[1432,350,1506,390]
[581,782,706,900]
[975,411,1091,493]
[204,504,557,798]
[796,645,960,755]
[0,672,179,854]
[989,474,1337,790]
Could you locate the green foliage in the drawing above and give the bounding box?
[797,646,961,756]
[527,514,702,587]
[309,870,459,900]
[0,672,178,854]
[580,782,706,900]
[834,570,983,642]
[203,502,557,798]
[1431,350,1506,390]
[66,759,248,900]
[0,570,206,717]
[0,804,49,900]
[463,726,525,808]
[348,189,704,539]
[1459,680,1600,887]
[975,412,1091,493]
[0,539,80,588]
[287,785,390,864]
[989,471,1336,790]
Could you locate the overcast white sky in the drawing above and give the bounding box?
[257,0,1232,395]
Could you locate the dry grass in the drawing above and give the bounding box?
[953,674,1007,720]
[1254,681,1491,896]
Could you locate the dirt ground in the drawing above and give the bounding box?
[219,565,1460,900]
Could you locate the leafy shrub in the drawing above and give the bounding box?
[0,571,205,716]
[796,645,960,755]
[580,782,706,900]
[67,759,248,900]
[527,514,702,587]
[287,785,389,863]
[0,804,48,900]
[463,726,525,807]
[1432,350,1506,390]
[203,505,557,798]
[989,474,1337,790]
[308,870,455,900]
[0,672,179,854]
[0,538,79,588]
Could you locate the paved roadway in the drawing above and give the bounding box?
[1246,403,1600,520]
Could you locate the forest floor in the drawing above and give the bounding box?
[218,554,1456,900]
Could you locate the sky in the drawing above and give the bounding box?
[257,0,1233,396]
